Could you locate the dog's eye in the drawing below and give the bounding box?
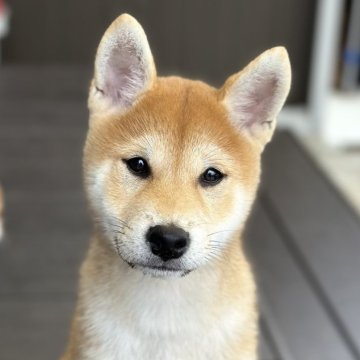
[200,168,224,186]
[124,157,150,178]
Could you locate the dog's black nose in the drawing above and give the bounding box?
[146,225,190,261]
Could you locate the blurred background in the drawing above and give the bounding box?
[0,1,359,360]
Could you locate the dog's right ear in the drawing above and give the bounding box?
[89,14,156,114]
[219,47,291,150]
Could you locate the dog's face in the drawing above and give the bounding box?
[84,79,260,277]
[84,14,291,277]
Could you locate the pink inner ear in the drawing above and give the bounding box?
[236,76,278,128]
[103,47,146,107]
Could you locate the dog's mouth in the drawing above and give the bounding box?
[126,261,192,278]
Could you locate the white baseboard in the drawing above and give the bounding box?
[321,91,360,147]
[278,93,360,148]
[277,105,312,135]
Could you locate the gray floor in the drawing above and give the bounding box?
[1,67,360,360]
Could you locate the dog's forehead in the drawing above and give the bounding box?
[124,79,241,141]
[87,77,255,168]
[146,77,223,122]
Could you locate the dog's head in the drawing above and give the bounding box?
[84,14,291,277]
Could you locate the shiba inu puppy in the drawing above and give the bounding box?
[61,14,291,360]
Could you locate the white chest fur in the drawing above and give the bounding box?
[81,263,248,360]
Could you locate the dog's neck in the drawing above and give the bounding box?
[73,232,256,359]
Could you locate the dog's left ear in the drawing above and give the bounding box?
[220,47,291,149]
[89,14,156,114]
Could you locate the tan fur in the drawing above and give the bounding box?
[61,14,290,360]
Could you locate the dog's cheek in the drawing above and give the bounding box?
[85,161,135,234]
[222,187,253,234]
[105,161,152,214]
[208,184,251,241]
[103,174,161,259]
[85,161,113,217]
[180,185,246,266]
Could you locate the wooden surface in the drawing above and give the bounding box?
[0,67,359,360]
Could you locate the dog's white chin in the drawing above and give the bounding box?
[134,264,190,278]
